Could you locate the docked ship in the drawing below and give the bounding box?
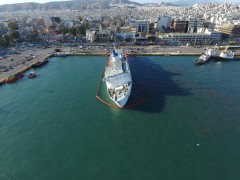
[215,45,235,60]
[104,47,132,108]
[194,48,217,65]
[6,71,24,83]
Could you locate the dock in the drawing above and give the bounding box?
[0,55,51,85]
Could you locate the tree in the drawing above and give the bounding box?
[0,37,5,47]
[59,25,68,35]
[9,31,20,42]
[8,21,18,31]
[4,35,11,45]
[76,25,86,35]
[78,16,83,22]
[69,28,77,36]
[85,23,91,29]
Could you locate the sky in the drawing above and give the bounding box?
[0,0,152,5]
[0,0,67,5]
[0,0,237,6]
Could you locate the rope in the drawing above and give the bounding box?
[96,56,149,109]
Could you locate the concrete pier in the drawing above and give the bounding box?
[0,55,51,85]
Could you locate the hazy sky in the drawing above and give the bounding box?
[0,0,236,6]
[0,0,151,6]
[0,0,67,5]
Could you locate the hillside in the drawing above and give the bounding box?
[0,0,140,12]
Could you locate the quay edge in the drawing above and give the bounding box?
[0,55,51,86]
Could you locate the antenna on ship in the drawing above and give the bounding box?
[225,44,229,52]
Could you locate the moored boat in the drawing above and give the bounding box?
[28,72,36,78]
[5,71,24,83]
[6,75,16,83]
[194,48,217,65]
[214,45,235,60]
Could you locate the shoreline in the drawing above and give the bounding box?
[59,53,203,56]
[51,52,240,57]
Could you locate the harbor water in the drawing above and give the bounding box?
[0,55,240,180]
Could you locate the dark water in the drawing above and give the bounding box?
[0,56,240,180]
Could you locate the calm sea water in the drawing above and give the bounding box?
[0,55,240,180]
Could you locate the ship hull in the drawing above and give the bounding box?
[213,56,235,61]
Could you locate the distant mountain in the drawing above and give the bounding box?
[166,0,221,5]
[0,0,140,12]
[139,0,240,6]
[0,0,239,12]
[142,2,178,6]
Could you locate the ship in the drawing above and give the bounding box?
[194,48,217,65]
[104,47,132,108]
[214,45,235,61]
[6,71,24,83]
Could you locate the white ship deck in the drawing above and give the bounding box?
[104,48,132,108]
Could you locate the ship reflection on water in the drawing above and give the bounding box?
[127,56,192,113]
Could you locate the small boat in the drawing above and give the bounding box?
[28,72,36,79]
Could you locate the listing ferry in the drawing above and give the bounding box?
[104,47,132,108]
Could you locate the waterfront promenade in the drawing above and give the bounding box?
[1,45,240,85]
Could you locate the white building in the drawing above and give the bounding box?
[129,18,136,28]
[64,21,74,29]
[159,32,221,43]
[157,15,171,31]
[86,30,97,43]
[128,19,149,33]
[135,20,149,33]
[43,19,52,27]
